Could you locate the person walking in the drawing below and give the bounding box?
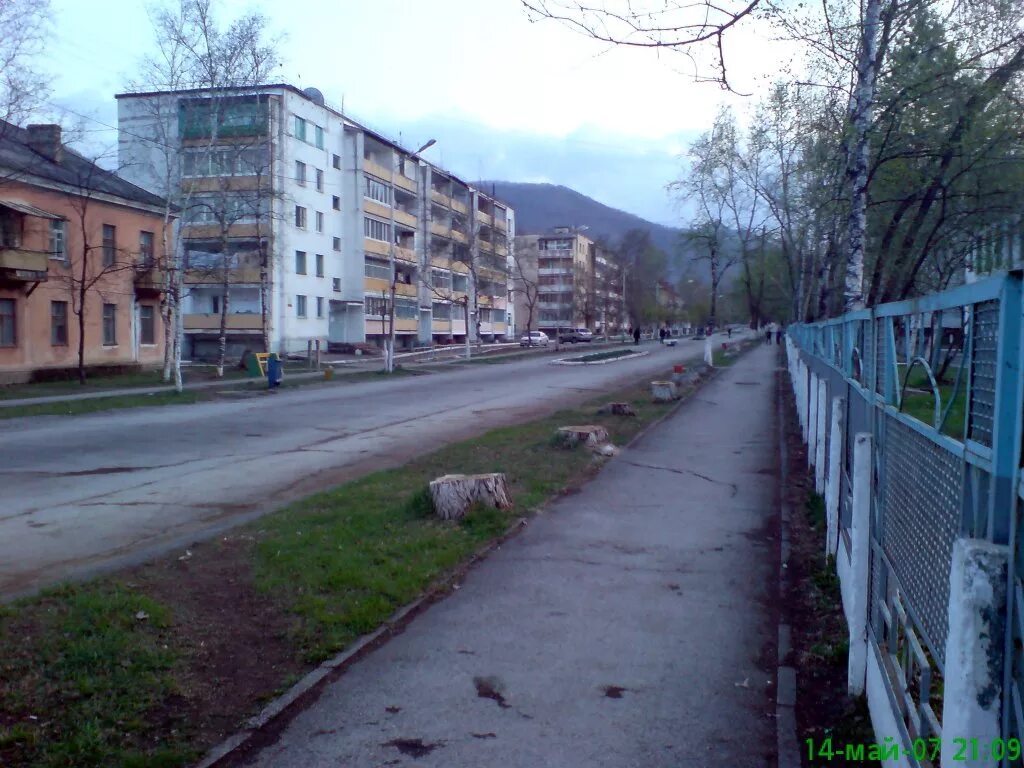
[775,325,783,345]
[659,327,666,344]
[765,322,774,344]
[633,326,641,346]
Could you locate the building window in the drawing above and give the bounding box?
[363,217,390,242]
[50,301,68,345]
[295,160,306,185]
[315,125,324,149]
[315,253,324,277]
[211,295,220,314]
[316,168,324,192]
[315,211,324,233]
[294,116,307,142]
[364,257,390,280]
[295,250,307,274]
[316,296,324,318]
[102,303,117,345]
[332,237,341,251]
[332,277,341,292]
[296,294,307,318]
[139,304,155,345]
[139,231,155,266]
[49,219,66,261]
[364,296,387,316]
[364,176,391,206]
[332,154,341,170]
[102,224,116,267]
[332,195,340,211]
[452,273,468,292]
[0,299,14,347]
[295,205,307,228]
[182,146,268,177]
[432,302,451,319]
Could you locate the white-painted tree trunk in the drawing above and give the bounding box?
[429,473,512,521]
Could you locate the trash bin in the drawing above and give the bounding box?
[267,354,283,389]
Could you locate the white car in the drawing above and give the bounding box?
[520,331,550,347]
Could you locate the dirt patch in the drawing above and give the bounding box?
[473,676,510,709]
[382,737,444,757]
[779,368,877,766]
[127,535,303,752]
[601,685,628,699]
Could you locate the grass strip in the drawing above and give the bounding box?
[0,359,710,768]
[569,349,638,364]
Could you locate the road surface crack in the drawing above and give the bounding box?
[619,460,739,497]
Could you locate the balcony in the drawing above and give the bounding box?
[184,266,261,284]
[364,200,391,220]
[184,313,262,331]
[393,208,417,228]
[364,238,389,257]
[538,267,572,276]
[430,189,451,206]
[394,173,417,194]
[450,198,469,215]
[494,218,507,232]
[475,210,491,225]
[450,229,468,245]
[494,241,508,256]
[363,158,393,181]
[134,265,166,294]
[430,221,450,238]
[0,247,49,283]
[394,282,417,297]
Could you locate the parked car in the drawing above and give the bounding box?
[519,331,550,347]
[558,328,594,343]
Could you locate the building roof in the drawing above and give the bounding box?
[0,120,169,211]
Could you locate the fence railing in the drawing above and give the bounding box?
[786,270,1024,767]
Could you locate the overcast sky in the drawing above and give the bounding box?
[43,0,787,225]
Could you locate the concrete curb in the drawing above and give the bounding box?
[190,346,755,768]
[776,352,802,768]
[551,350,650,366]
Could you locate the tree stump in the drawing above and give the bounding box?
[429,473,513,521]
[651,381,678,402]
[555,425,610,448]
[597,402,637,417]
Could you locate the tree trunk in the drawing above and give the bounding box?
[173,279,184,391]
[555,424,611,447]
[463,299,471,360]
[216,274,231,378]
[844,0,882,312]
[429,473,512,521]
[260,244,270,353]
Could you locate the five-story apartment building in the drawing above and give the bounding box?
[117,84,514,358]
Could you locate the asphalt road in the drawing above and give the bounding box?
[236,343,777,768]
[0,333,745,599]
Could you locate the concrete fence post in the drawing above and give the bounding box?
[799,362,808,441]
[825,396,844,559]
[808,373,819,467]
[941,539,1008,768]
[815,378,828,494]
[847,432,872,695]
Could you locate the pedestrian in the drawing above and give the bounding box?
[659,327,666,344]
[775,326,783,345]
[765,322,773,344]
[633,326,641,345]
[727,327,733,339]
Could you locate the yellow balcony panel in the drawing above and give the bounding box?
[432,318,454,332]
[430,221,450,237]
[430,255,451,269]
[395,282,417,297]
[0,247,49,280]
[365,318,418,335]
[394,245,416,263]
[475,210,491,224]
[184,266,261,284]
[364,276,389,293]
[450,198,469,215]
[451,262,469,275]
[394,208,417,228]
[363,158,393,181]
[430,189,451,206]
[184,313,262,331]
[394,173,417,193]
[493,322,507,333]
[494,218,508,232]
[364,200,391,219]
[182,176,266,193]
[495,242,508,256]
[451,319,467,334]
[477,294,492,307]
[364,238,389,257]
[182,222,261,239]
[450,229,467,244]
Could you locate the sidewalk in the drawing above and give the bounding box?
[235,344,779,768]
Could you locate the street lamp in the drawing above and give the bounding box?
[415,138,437,154]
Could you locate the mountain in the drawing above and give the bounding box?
[477,181,692,270]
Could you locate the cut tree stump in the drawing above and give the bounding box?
[555,425,610,449]
[597,402,637,417]
[651,381,679,402]
[429,473,513,521]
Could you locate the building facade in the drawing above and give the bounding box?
[116,84,514,359]
[513,227,624,338]
[0,122,169,384]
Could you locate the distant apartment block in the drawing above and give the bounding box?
[0,122,170,383]
[513,227,624,337]
[116,84,514,358]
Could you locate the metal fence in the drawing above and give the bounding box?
[789,271,1024,766]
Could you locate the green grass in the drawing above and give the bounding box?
[0,367,684,766]
[0,584,188,768]
[899,382,966,438]
[0,391,203,419]
[570,349,638,364]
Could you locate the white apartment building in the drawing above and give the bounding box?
[116,84,514,358]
